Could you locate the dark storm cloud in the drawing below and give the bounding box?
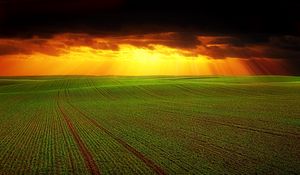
[0,32,200,56]
[197,35,300,59]
[0,0,299,37]
[0,0,299,68]
[0,43,29,55]
[0,38,65,56]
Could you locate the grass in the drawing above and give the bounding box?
[0,76,299,174]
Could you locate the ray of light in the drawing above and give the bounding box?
[0,34,291,76]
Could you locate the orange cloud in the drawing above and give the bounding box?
[0,33,293,76]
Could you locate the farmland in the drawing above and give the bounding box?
[0,76,299,174]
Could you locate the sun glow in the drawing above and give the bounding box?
[0,34,290,76]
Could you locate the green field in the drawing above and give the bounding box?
[0,76,299,174]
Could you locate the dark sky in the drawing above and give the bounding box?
[0,0,300,74]
[0,0,299,37]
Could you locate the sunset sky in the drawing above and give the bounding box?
[0,0,299,76]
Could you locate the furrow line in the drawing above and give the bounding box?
[67,101,167,175]
[154,107,300,138]
[57,92,101,175]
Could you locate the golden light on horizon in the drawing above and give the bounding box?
[0,33,290,76]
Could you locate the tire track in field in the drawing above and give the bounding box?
[87,79,116,100]
[134,85,165,100]
[100,115,211,174]
[143,106,299,173]
[150,104,300,139]
[54,107,76,173]
[200,119,300,138]
[57,92,101,175]
[65,99,167,175]
[111,111,252,173]
[137,107,297,174]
